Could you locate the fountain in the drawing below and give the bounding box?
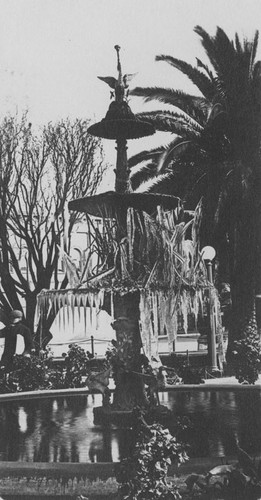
[65,46,219,425]
[0,47,254,500]
[35,46,225,432]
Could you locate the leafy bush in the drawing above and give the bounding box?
[116,409,188,500]
[62,343,90,388]
[176,360,205,385]
[0,343,92,393]
[233,334,261,384]
[183,445,261,499]
[6,354,50,392]
[105,340,125,382]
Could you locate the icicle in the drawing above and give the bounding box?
[98,289,104,309]
[94,292,101,330]
[70,293,76,333]
[67,292,71,326]
[61,292,67,331]
[139,289,151,359]
[36,293,44,323]
[172,307,178,341]
[36,293,42,327]
[152,290,158,339]
[120,239,129,278]
[48,297,52,318]
[166,292,176,352]
[151,290,161,364]
[127,208,134,272]
[51,291,57,318]
[198,288,204,317]
[158,290,165,337]
[88,292,94,329]
[143,214,151,265]
[181,291,188,334]
[43,294,48,319]
[81,292,88,335]
[110,290,114,321]
[58,292,62,331]
[63,202,69,253]
[157,205,164,226]
[193,290,199,331]
[76,292,82,323]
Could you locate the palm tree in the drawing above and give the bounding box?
[130,26,261,357]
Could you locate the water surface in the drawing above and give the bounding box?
[0,390,260,462]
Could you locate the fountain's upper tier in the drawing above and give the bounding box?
[68,191,181,217]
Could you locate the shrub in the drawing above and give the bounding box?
[116,409,188,500]
[183,445,261,499]
[233,334,261,384]
[7,354,49,392]
[0,343,103,393]
[176,359,205,385]
[62,343,90,388]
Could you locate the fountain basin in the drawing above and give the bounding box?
[0,384,260,496]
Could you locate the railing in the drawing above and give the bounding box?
[49,335,113,357]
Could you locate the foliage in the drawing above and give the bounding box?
[0,343,96,393]
[130,27,261,199]
[176,360,205,385]
[2,353,51,392]
[129,27,261,347]
[81,200,208,291]
[232,334,261,384]
[62,343,90,388]
[0,114,106,335]
[116,410,188,500]
[105,340,124,384]
[183,447,261,499]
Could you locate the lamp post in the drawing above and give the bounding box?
[201,246,218,372]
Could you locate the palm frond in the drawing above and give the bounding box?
[194,26,220,71]
[155,54,215,100]
[130,162,159,191]
[215,26,237,60]
[252,61,261,104]
[129,137,196,189]
[194,26,231,79]
[235,33,243,54]
[130,87,209,123]
[157,140,192,174]
[135,110,202,140]
[136,110,204,132]
[128,146,165,168]
[164,121,201,140]
[248,31,259,79]
[196,58,215,80]
[195,26,238,96]
[134,172,173,194]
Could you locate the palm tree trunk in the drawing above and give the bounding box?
[255,165,261,337]
[226,181,258,361]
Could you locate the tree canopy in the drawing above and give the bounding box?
[0,114,106,336]
[129,26,261,350]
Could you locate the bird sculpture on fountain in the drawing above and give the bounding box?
[98,45,137,102]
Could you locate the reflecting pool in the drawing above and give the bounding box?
[0,389,260,462]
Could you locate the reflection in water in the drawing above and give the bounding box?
[160,390,261,458]
[0,390,260,462]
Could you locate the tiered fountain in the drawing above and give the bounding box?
[38,46,216,426]
[68,46,184,424]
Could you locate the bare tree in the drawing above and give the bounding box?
[0,114,106,338]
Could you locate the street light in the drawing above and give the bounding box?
[201,246,218,372]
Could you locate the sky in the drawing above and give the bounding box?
[0,0,260,189]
